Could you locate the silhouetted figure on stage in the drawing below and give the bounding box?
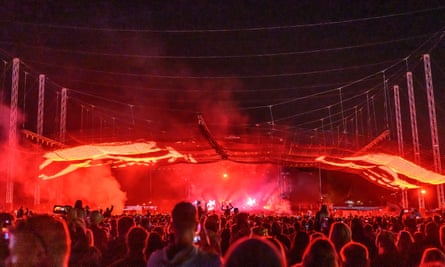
[16,206,24,219]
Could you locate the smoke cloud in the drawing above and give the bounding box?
[0,104,127,213]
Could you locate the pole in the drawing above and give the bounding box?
[6,58,19,208]
[59,88,67,144]
[423,54,444,209]
[406,72,421,164]
[393,85,404,156]
[34,74,46,208]
[37,75,45,136]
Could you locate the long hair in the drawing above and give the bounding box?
[329,222,352,253]
[224,237,286,267]
[301,237,340,267]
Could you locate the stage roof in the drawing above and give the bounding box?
[33,126,445,191]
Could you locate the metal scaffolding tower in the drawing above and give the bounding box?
[405,72,420,209]
[59,88,67,144]
[423,54,444,208]
[34,74,45,207]
[6,58,19,207]
[55,88,68,204]
[393,85,404,156]
[394,84,411,208]
[406,72,421,164]
[37,74,45,136]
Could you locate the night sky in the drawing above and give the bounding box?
[1,1,444,136]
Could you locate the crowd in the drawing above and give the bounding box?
[1,200,445,267]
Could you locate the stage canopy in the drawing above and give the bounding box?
[38,139,445,191]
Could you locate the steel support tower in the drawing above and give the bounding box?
[405,72,421,209]
[59,88,67,144]
[393,85,404,156]
[6,58,19,207]
[34,74,46,207]
[424,54,444,208]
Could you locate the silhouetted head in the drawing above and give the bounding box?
[375,230,396,254]
[8,215,70,267]
[146,232,163,251]
[340,241,369,267]
[88,210,103,226]
[320,205,328,212]
[301,237,340,267]
[74,200,83,209]
[397,230,414,253]
[421,248,445,265]
[171,201,198,245]
[329,222,352,253]
[205,214,220,233]
[126,226,147,253]
[224,237,286,267]
[117,216,135,238]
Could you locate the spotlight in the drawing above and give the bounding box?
[247,197,256,207]
[207,200,216,211]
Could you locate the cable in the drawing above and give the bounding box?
[4,6,444,33]
[33,75,381,93]
[69,97,199,128]
[14,36,426,119]
[0,32,436,59]
[69,89,198,114]
[17,39,417,118]
[272,87,382,123]
[21,57,401,79]
[6,21,442,135]
[276,91,381,127]
[268,52,426,109]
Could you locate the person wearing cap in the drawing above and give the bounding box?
[88,210,108,257]
[7,214,71,267]
[147,201,221,267]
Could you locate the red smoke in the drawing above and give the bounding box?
[0,104,127,213]
[129,161,292,214]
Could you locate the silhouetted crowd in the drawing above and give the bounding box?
[1,201,445,267]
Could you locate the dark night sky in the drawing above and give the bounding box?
[0,1,444,144]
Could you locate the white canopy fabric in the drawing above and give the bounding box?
[39,141,196,180]
[316,153,445,190]
[39,141,445,191]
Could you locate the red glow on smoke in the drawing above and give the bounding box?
[107,161,293,213]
